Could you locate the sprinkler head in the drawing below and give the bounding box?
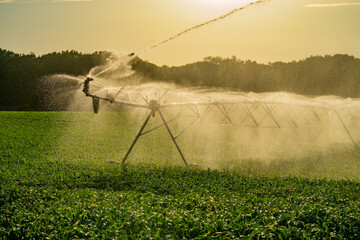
[84,77,94,83]
[82,77,94,96]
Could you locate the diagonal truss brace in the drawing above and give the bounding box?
[83,78,360,165]
[334,109,358,149]
[215,102,232,124]
[261,104,281,128]
[240,103,259,127]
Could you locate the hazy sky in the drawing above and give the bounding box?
[0,0,359,66]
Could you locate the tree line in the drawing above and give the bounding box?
[132,54,360,98]
[1,48,359,111]
[0,49,110,110]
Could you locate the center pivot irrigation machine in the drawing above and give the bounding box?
[83,77,360,166]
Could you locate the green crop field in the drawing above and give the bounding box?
[1,112,360,239]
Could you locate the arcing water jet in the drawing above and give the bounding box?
[93,0,269,78]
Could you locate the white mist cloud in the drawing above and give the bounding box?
[305,2,360,7]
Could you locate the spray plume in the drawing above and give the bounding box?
[93,0,269,78]
[135,0,269,57]
[42,0,360,176]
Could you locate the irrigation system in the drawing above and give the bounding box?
[82,77,360,166]
[79,0,359,166]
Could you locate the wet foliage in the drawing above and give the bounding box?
[1,112,360,239]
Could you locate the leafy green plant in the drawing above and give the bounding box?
[1,112,359,239]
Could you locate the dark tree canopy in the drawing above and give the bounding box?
[132,54,360,98]
[1,48,359,111]
[0,49,110,110]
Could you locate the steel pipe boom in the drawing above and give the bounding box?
[81,77,360,165]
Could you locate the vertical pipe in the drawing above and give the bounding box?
[158,109,189,166]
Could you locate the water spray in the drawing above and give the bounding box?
[80,0,360,166]
[81,79,360,166]
[92,0,269,78]
[134,0,269,57]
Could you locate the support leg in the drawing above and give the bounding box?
[122,111,153,164]
[158,109,189,166]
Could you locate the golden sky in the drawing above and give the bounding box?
[0,0,359,66]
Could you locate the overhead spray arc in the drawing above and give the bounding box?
[133,0,270,57]
[92,0,269,79]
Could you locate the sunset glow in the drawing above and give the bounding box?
[0,0,359,65]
